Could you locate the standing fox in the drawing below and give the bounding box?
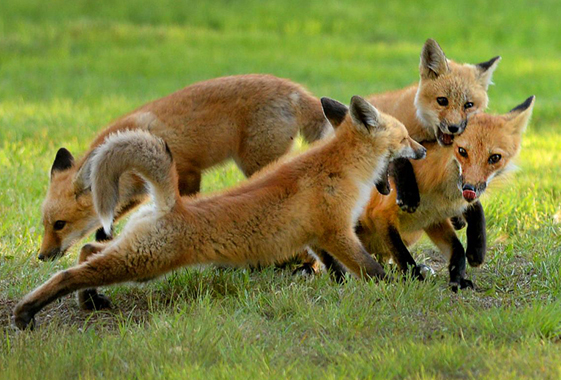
[354,96,535,291]
[40,74,331,261]
[13,96,426,330]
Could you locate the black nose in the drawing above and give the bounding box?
[462,184,476,192]
[413,146,427,160]
[38,253,45,261]
[448,125,459,133]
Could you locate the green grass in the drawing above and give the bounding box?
[1,0,561,378]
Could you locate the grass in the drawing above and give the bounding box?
[1,0,561,378]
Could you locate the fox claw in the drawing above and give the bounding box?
[450,278,475,293]
[396,198,419,213]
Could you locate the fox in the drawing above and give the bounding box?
[294,39,502,275]
[368,38,501,275]
[350,96,535,291]
[370,39,500,208]
[39,74,332,261]
[13,96,427,330]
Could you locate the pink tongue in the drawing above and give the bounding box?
[463,190,477,201]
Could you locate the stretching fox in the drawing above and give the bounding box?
[13,96,426,330]
[354,96,535,291]
[40,74,331,261]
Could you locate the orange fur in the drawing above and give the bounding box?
[367,39,500,145]
[358,97,535,281]
[13,96,426,330]
[40,74,330,260]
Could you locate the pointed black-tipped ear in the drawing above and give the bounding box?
[420,39,449,79]
[509,95,535,114]
[51,148,74,176]
[506,95,535,135]
[476,56,501,89]
[321,97,348,128]
[349,96,380,131]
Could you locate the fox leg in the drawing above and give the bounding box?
[307,248,348,283]
[317,231,386,281]
[391,158,420,213]
[384,225,426,280]
[76,243,112,311]
[424,220,474,292]
[13,243,179,330]
[463,201,487,267]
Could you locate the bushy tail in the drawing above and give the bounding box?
[87,130,179,235]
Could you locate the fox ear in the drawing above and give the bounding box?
[349,95,380,132]
[51,148,74,177]
[476,56,501,90]
[506,95,535,135]
[420,39,450,79]
[321,97,348,128]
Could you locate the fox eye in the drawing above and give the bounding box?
[53,220,66,231]
[436,97,449,106]
[458,147,468,158]
[488,154,502,164]
[464,102,474,109]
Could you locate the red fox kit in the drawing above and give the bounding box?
[369,39,501,275]
[355,96,535,291]
[39,74,331,261]
[13,96,426,330]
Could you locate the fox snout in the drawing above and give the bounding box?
[461,182,487,202]
[38,247,64,261]
[440,119,467,135]
[412,144,427,160]
[436,119,467,146]
[407,139,426,160]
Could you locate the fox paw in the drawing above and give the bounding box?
[449,278,475,293]
[466,249,485,268]
[396,197,419,213]
[450,216,467,230]
[12,310,35,331]
[79,290,112,311]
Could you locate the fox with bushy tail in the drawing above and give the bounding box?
[13,96,426,330]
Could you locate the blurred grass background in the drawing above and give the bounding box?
[1,0,561,378]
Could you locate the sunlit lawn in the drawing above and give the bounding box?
[1,0,561,378]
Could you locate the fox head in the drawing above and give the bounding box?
[39,150,98,261]
[415,38,501,146]
[453,96,535,202]
[322,96,427,162]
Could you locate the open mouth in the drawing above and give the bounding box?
[436,129,454,146]
[375,165,391,196]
